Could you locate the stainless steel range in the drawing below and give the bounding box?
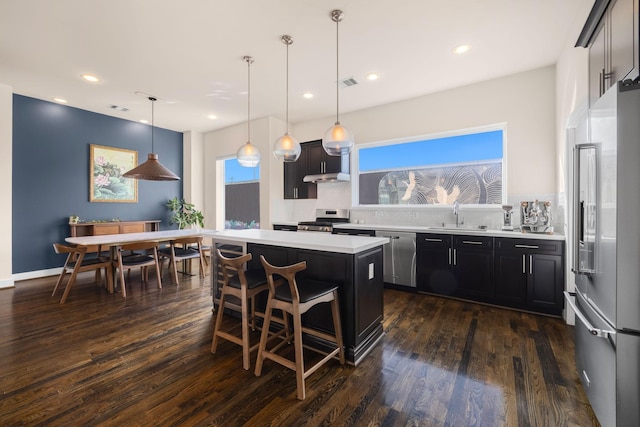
[297,208,350,232]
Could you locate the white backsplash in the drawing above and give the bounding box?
[277,183,565,235]
[349,193,564,233]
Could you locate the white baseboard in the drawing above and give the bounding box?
[12,268,62,284]
[0,277,15,289]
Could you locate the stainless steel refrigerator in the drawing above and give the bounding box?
[566,80,640,427]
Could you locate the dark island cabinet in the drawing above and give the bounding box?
[494,238,564,316]
[246,242,384,365]
[284,140,349,200]
[416,233,494,302]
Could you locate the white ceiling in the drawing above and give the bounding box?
[0,0,592,134]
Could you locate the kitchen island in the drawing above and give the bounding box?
[210,229,388,365]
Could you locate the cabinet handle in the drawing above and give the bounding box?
[522,254,526,274]
[453,248,457,266]
[294,187,298,199]
[389,236,400,240]
[599,68,604,97]
[515,244,539,249]
[448,248,452,265]
[462,240,482,245]
[423,238,443,242]
[529,255,533,275]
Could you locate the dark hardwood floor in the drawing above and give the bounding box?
[0,268,599,426]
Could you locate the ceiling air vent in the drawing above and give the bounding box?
[338,77,358,88]
[108,104,129,112]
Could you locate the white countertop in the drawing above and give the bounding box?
[332,223,565,241]
[211,229,388,254]
[66,228,219,246]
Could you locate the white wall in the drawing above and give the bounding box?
[183,131,205,212]
[203,116,287,230]
[288,66,558,221]
[0,83,13,288]
[554,0,593,325]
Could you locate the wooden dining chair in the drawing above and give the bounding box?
[255,255,345,400]
[158,236,206,285]
[51,243,113,304]
[114,241,162,297]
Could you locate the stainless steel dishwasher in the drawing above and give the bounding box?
[375,230,416,288]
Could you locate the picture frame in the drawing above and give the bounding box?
[90,144,138,203]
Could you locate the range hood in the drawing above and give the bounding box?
[303,172,351,183]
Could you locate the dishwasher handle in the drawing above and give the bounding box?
[564,291,615,340]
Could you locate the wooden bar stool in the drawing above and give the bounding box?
[211,250,289,370]
[255,255,345,400]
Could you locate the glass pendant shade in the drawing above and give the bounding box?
[236,141,261,167]
[273,35,301,162]
[323,10,354,156]
[323,122,354,156]
[273,133,301,162]
[237,56,261,168]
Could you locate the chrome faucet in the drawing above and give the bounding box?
[453,200,460,227]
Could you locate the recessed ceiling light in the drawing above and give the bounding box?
[139,119,149,124]
[81,73,101,83]
[53,98,67,103]
[453,44,471,54]
[366,73,380,81]
[207,114,217,120]
[302,92,314,99]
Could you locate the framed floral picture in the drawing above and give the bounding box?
[90,144,138,202]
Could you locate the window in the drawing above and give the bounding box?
[224,158,260,229]
[356,127,505,206]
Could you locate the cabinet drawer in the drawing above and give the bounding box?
[417,233,451,247]
[495,238,563,255]
[453,235,494,249]
[121,223,145,233]
[92,224,121,235]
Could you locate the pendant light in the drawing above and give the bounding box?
[236,56,261,167]
[322,9,354,156]
[273,35,301,162]
[123,96,180,181]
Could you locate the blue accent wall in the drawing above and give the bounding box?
[12,95,183,273]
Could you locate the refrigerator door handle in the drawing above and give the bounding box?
[564,291,616,340]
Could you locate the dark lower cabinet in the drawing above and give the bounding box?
[416,234,453,294]
[246,242,384,365]
[495,238,564,316]
[416,233,493,301]
[416,234,564,316]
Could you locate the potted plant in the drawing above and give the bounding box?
[166,197,204,229]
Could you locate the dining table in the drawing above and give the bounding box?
[65,228,217,294]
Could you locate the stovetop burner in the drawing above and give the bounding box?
[297,209,350,232]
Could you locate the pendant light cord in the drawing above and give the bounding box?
[247,57,252,143]
[150,97,155,152]
[286,40,290,133]
[335,15,340,124]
